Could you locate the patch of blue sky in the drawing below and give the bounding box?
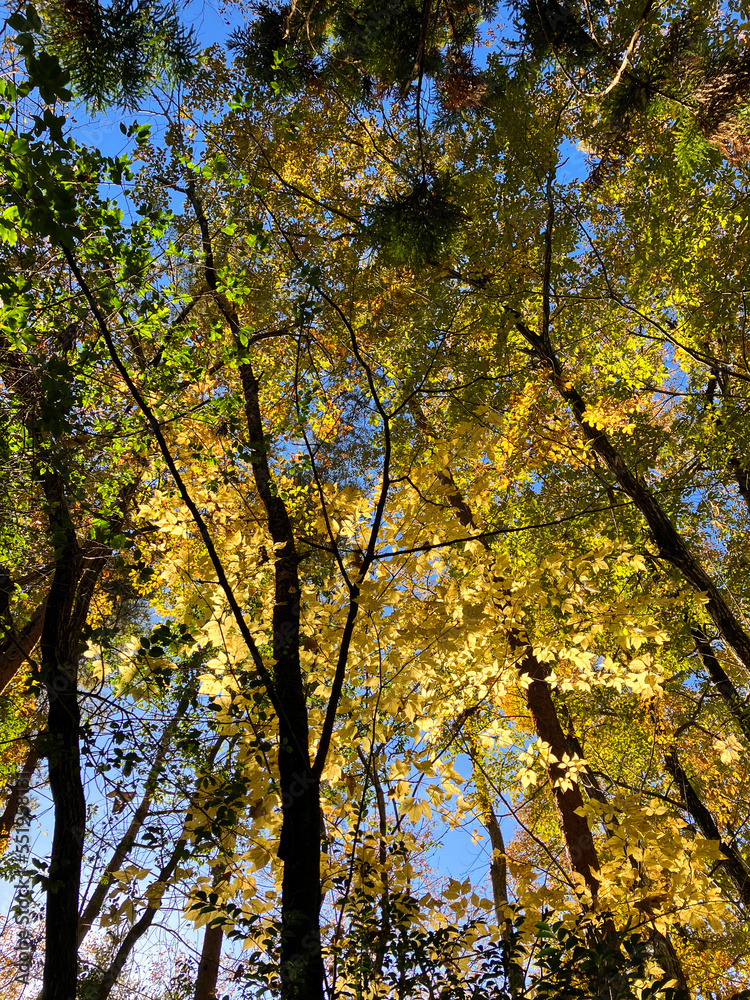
[556,138,588,185]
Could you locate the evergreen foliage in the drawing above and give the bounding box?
[34,0,197,107]
[365,172,466,268]
[229,0,498,97]
[512,0,597,61]
[228,3,319,95]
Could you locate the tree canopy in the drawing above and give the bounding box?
[2,1,750,999]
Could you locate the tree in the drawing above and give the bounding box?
[5,1,750,998]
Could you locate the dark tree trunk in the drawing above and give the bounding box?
[650,930,690,996]
[136,182,326,1000]
[691,627,750,743]
[516,318,750,681]
[483,796,525,997]
[664,748,750,907]
[0,599,47,694]
[39,477,108,1000]
[194,924,224,1000]
[194,864,229,1000]
[241,363,323,1000]
[39,477,85,1000]
[728,457,750,515]
[517,643,602,901]
[0,742,40,848]
[561,705,690,992]
[436,438,603,919]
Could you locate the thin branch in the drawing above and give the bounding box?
[61,246,285,727]
[363,498,637,561]
[312,293,392,776]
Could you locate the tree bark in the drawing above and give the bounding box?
[650,931,690,996]
[478,784,526,996]
[0,742,40,849]
[691,627,750,743]
[241,363,323,1000]
[435,432,603,905]
[515,642,602,901]
[664,747,750,908]
[137,180,325,1000]
[561,707,690,993]
[39,477,96,1000]
[356,746,391,977]
[516,319,750,681]
[193,864,229,1000]
[194,924,224,1000]
[0,599,47,695]
[728,457,750,516]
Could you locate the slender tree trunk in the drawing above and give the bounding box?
[77,698,187,946]
[664,747,750,907]
[436,441,603,904]
[728,457,750,515]
[0,599,47,694]
[40,501,108,1000]
[356,746,391,977]
[194,924,224,1000]
[515,641,602,901]
[484,806,527,998]
[129,180,327,1000]
[241,363,323,1000]
[516,319,750,680]
[0,742,40,849]
[39,477,86,1000]
[650,931,690,996]
[471,762,526,998]
[484,804,508,924]
[193,865,229,1000]
[561,705,690,993]
[691,627,750,743]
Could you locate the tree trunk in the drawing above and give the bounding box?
[516,642,602,901]
[0,599,47,694]
[0,742,40,849]
[194,924,224,1000]
[691,627,750,743]
[728,457,750,515]
[516,319,750,681]
[435,438,603,905]
[39,478,86,1000]
[650,930,690,996]
[664,747,750,908]
[561,705,690,993]
[484,798,526,996]
[193,864,229,1000]
[356,746,391,977]
[241,363,323,1000]
[145,183,326,1000]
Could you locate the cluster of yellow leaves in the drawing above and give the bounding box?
[588,796,727,935]
[582,396,641,435]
